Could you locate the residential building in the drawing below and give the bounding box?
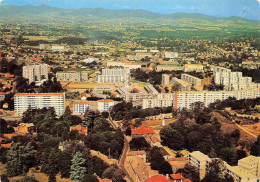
[0,92,5,101]
[214,70,259,91]
[165,52,178,59]
[226,156,260,182]
[22,64,48,84]
[172,77,192,91]
[97,68,124,83]
[181,74,202,86]
[162,74,171,85]
[143,89,260,109]
[188,151,211,179]
[146,84,159,95]
[184,64,203,72]
[97,100,114,112]
[73,101,90,115]
[156,65,182,72]
[14,93,65,116]
[131,126,155,137]
[56,72,88,82]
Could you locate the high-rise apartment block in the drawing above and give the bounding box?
[214,67,260,91]
[97,68,130,85]
[22,64,48,84]
[143,89,260,109]
[73,101,90,115]
[14,93,65,116]
[97,100,114,112]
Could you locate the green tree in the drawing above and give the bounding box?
[250,135,260,156]
[6,143,36,177]
[60,150,72,178]
[158,161,173,175]
[70,152,87,182]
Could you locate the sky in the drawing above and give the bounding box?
[0,0,260,20]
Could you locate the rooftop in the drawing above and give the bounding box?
[97,100,114,103]
[73,101,90,105]
[189,151,211,162]
[238,155,260,165]
[15,93,64,96]
[132,126,155,135]
[145,174,171,182]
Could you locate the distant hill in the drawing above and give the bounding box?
[0,5,257,23]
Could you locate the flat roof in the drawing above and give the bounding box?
[15,93,64,96]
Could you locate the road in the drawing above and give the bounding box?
[108,118,133,182]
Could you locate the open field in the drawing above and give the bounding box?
[243,123,260,136]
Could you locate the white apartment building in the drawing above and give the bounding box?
[142,89,260,109]
[188,151,211,179]
[156,65,181,72]
[97,69,124,83]
[181,74,202,86]
[14,93,65,116]
[226,156,260,182]
[172,77,192,91]
[101,68,124,75]
[97,100,114,112]
[73,101,90,115]
[97,75,124,83]
[56,72,88,82]
[23,64,48,84]
[164,52,178,59]
[118,87,151,101]
[214,71,259,91]
[184,64,204,72]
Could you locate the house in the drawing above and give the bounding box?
[131,126,155,137]
[145,174,171,182]
[160,147,173,160]
[14,123,34,134]
[70,125,87,135]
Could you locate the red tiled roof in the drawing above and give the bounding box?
[73,101,90,105]
[145,174,171,182]
[184,179,192,182]
[0,92,5,95]
[7,74,14,78]
[132,126,155,135]
[100,179,112,182]
[1,143,11,148]
[170,173,184,180]
[70,125,87,135]
[98,100,114,103]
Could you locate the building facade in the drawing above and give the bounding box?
[56,72,88,82]
[143,89,260,109]
[73,101,90,115]
[97,100,114,112]
[22,64,48,84]
[181,74,202,86]
[226,156,260,182]
[14,93,65,116]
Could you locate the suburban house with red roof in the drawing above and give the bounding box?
[131,125,155,138]
[70,125,87,135]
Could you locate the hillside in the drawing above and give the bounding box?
[0,5,257,24]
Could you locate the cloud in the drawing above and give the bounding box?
[257,0,260,6]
